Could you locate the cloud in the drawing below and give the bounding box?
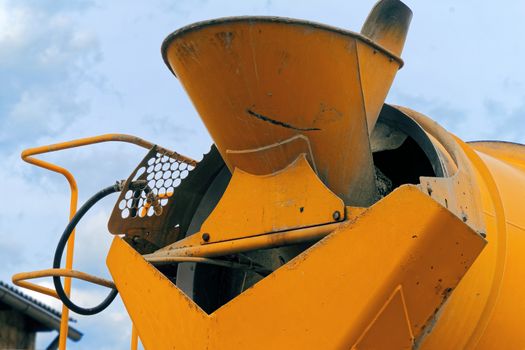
[388,89,525,143]
[0,2,133,349]
[0,157,73,279]
[0,0,101,147]
[483,98,525,143]
[388,91,469,135]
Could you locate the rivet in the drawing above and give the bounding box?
[202,233,210,242]
[332,211,341,221]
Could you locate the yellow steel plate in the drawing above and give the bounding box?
[107,185,485,350]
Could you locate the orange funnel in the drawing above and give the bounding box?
[162,0,411,205]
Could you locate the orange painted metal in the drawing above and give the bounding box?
[469,141,525,172]
[22,147,79,350]
[131,325,139,350]
[166,155,344,249]
[12,268,115,299]
[108,185,485,349]
[162,17,409,206]
[394,106,486,235]
[418,141,525,349]
[351,286,413,349]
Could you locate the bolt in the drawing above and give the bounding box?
[332,211,341,221]
[202,233,210,242]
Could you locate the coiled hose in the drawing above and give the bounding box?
[53,180,146,315]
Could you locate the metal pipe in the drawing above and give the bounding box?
[145,221,345,259]
[16,133,191,349]
[18,154,80,350]
[21,133,196,166]
[131,325,138,350]
[13,269,116,293]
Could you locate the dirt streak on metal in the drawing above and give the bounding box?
[215,31,234,49]
[413,286,454,349]
[246,109,321,131]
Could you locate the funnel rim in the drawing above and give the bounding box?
[161,15,404,77]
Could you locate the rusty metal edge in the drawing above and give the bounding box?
[160,16,405,77]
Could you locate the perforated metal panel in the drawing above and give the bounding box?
[108,145,231,257]
[117,151,195,219]
[108,146,197,243]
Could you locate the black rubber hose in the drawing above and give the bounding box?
[53,183,121,315]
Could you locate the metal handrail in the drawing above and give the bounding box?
[13,269,116,298]
[12,133,194,350]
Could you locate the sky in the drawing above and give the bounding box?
[0,0,524,349]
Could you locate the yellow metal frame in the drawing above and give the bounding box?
[165,155,344,252]
[11,133,192,350]
[108,185,486,349]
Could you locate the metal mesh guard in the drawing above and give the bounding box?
[118,151,195,219]
[108,145,197,237]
